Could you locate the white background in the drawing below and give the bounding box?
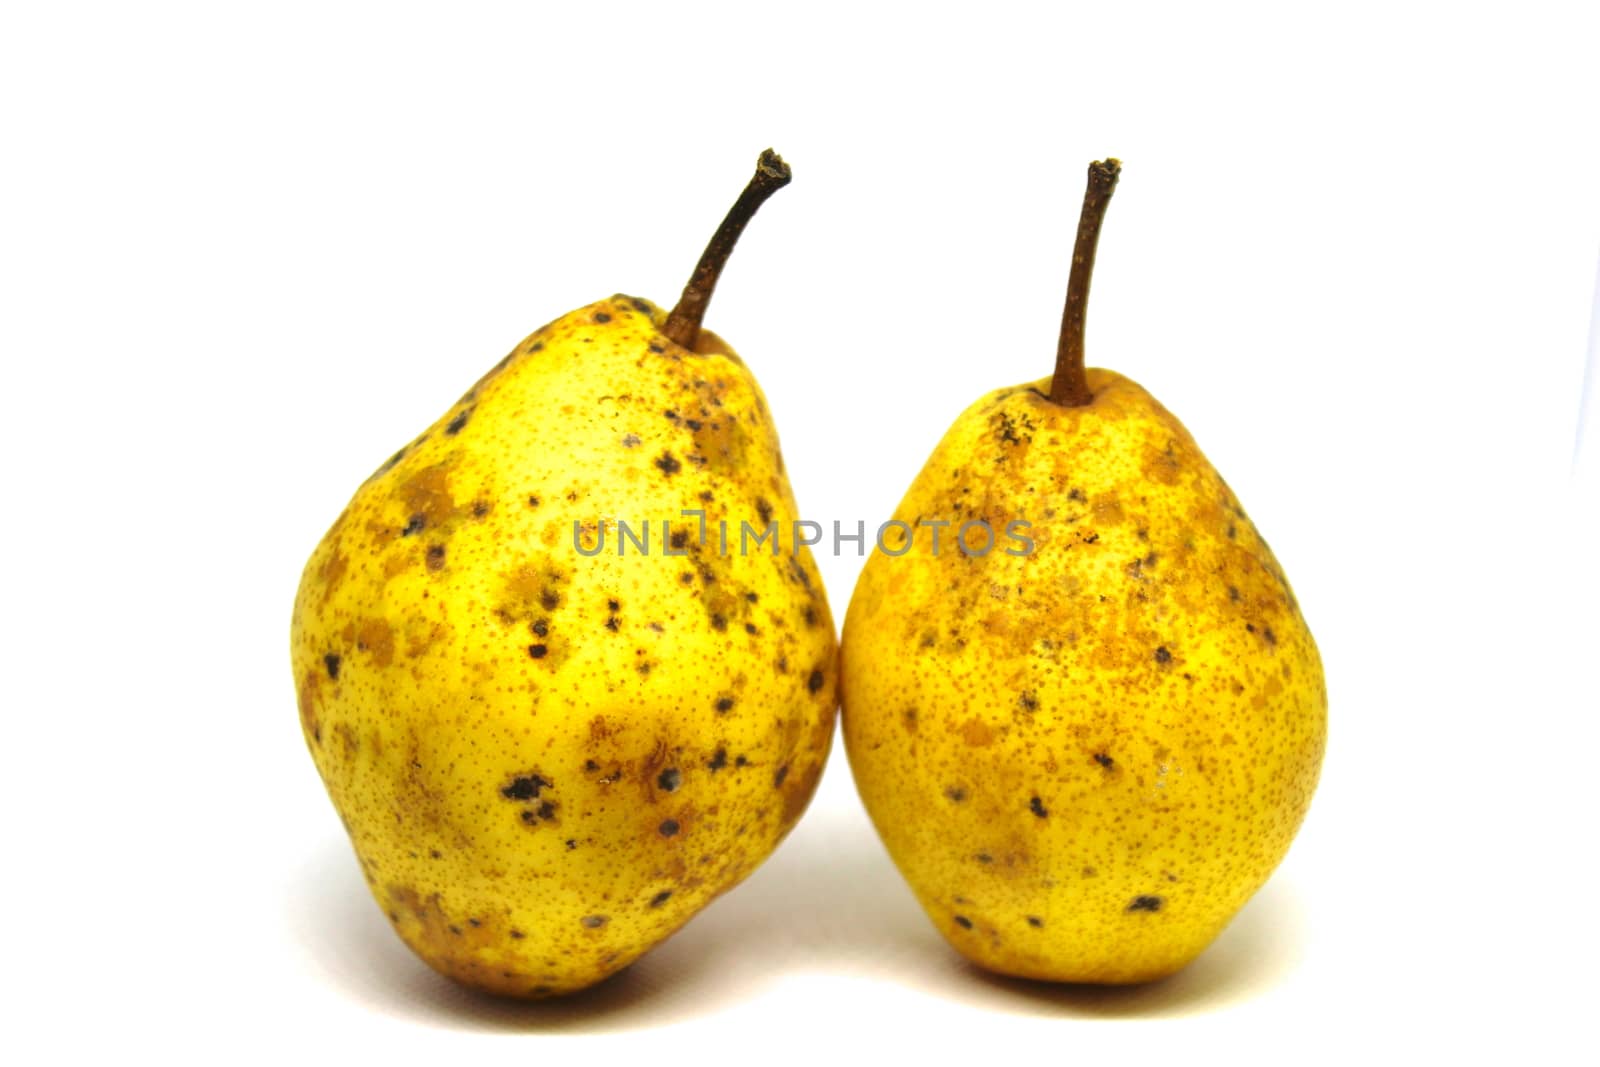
[3,1,1596,1063]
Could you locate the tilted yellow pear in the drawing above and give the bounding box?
[841,160,1325,984]
[291,151,837,997]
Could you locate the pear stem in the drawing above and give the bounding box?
[662,149,792,350]
[1049,158,1122,407]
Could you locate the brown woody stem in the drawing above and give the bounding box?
[662,149,792,350]
[1049,158,1121,406]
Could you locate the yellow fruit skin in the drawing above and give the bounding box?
[290,295,837,997]
[840,370,1325,984]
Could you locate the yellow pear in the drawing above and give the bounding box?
[291,151,837,997]
[840,160,1325,984]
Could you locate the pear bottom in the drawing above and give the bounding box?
[886,853,1253,986]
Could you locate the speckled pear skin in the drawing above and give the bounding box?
[290,294,837,997]
[840,369,1325,984]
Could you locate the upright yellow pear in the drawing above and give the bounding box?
[841,160,1325,984]
[291,152,837,997]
